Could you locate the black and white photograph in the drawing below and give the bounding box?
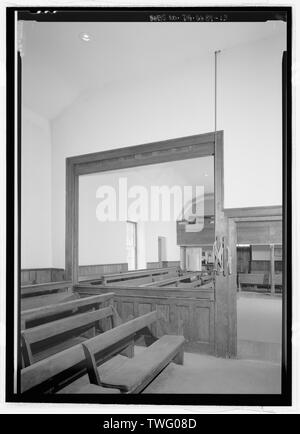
[1,3,297,415]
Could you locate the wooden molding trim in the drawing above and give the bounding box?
[65,131,222,283]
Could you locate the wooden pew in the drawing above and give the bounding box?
[21,343,120,394]
[21,281,75,311]
[21,281,73,298]
[21,305,119,367]
[21,291,78,312]
[140,272,213,288]
[238,273,269,291]
[21,292,115,330]
[86,266,180,286]
[140,271,203,287]
[82,311,185,393]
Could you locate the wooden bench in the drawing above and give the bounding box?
[21,281,75,311]
[238,273,269,291]
[86,267,180,286]
[140,272,213,289]
[21,304,119,367]
[21,291,78,312]
[21,281,73,298]
[21,292,115,329]
[140,271,208,288]
[82,310,185,393]
[21,343,120,394]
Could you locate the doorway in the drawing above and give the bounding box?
[158,236,166,267]
[126,221,137,270]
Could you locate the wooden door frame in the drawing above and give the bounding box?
[126,220,138,270]
[65,130,234,356]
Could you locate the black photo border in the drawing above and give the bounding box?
[6,5,293,407]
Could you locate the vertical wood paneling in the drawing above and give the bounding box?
[76,286,214,353]
[122,302,134,322]
[194,307,210,342]
[138,303,152,316]
[176,305,190,337]
[156,304,170,337]
[21,268,65,285]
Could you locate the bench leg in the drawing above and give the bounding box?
[173,347,184,365]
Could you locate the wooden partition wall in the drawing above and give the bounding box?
[66,131,236,358]
[75,284,215,354]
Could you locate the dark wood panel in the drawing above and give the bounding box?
[75,284,214,354]
[194,307,210,343]
[237,247,251,273]
[122,302,134,322]
[237,220,282,244]
[177,218,215,246]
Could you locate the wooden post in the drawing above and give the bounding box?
[270,243,275,295]
[214,131,236,358]
[227,218,237,357]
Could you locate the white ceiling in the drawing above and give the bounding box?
[21,20,286,120]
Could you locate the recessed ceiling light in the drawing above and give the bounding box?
[79,32,92,42]
[204,173,209,177]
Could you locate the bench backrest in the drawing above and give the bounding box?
[100,267,179,285]
[21,281,73,298]
[21,305,117,367]
[21,310,157,393]
[239,273,268,285]
[82,311,158,385]
[21,343,85,393]
[21,291,78,311]
[21,292,115,329]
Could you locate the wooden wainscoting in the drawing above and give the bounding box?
[21,264,128,285]
[75,285,215,354]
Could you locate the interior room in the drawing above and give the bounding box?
[78,157,214,277]
[19,18,285,396]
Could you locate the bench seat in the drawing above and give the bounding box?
[99,335,185,393]
[57,354,127,393]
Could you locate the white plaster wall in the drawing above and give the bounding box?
[21,107,52,268]
[21,32,285,269]
[219,33,286,208]
[78,159,214,267]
